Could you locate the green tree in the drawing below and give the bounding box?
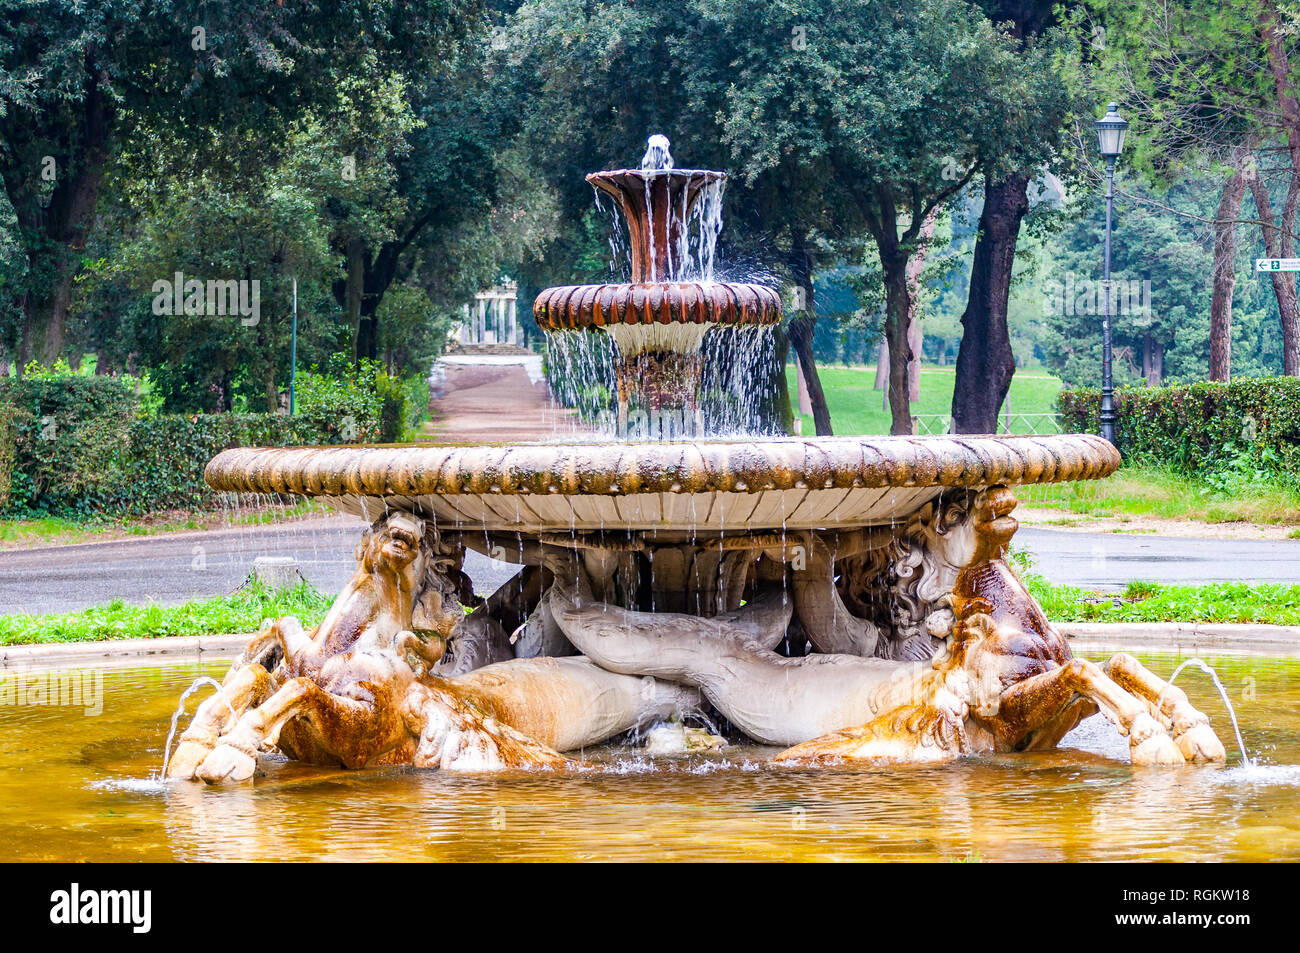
[87,123,342,411]
[950,0,1078,433]
[1089,0,1300,375]
[0,0,484,368]
[1039,180,1285,387]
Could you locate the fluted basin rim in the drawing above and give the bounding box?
[205,434,1119,499]
[533,281,782,330]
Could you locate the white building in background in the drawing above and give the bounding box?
[432,278,546,404]
[458,281,520,346]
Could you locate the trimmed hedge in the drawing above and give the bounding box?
[0,365,385,518]
[1057,377,1300,480]
[0,403,22,509]
[116,413,333,513]
[5,408,336,517]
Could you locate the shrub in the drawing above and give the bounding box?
[296,354,427,443]
[118,413,328,513]
[1057,377,1300,483]
[0,402,23,509]
[0,362,141,514]
[1,357,431,517]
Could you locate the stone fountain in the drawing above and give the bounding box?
[166,137,1226,783]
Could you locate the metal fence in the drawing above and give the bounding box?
[910,413,1063,436]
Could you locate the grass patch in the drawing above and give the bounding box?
[788,364,1062,436]
[0,499,333,549]
[1020,465,1300,526]
[1025,575,1300,626]
[0,581,332,646]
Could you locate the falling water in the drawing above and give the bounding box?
[160,676,237,779]
[699,326,783,436]
[544,329,618,433]
[1167,657,1252,765]
[545,323,783,441]
[681,177,725,282]
[594,190,631,282]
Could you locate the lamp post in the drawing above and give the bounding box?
[1095,102,1128,445]
[290,278,298,414]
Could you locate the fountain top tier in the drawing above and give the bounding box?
[585,167,724,283]
[533,136,781,335]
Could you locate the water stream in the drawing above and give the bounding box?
[1167,657,1252,766]
[160,676,237,780]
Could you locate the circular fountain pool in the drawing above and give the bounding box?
[1,649,1294,861]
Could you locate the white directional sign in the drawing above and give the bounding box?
[1257,258,1300,271]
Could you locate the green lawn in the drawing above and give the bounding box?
[0,499,332,550]
[1020,465,1300,527]
[0,582,331,646]
[789,363,1062,435]
[1025,576,1300,626]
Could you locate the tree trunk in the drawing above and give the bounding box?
[952,172,1031,433]
[1141,333,1164,386]
[873,342,888,390]
[795,361,813,415]
[1210,152,1247,381]
[787,315,832,435]
[787,231,833,435]
[903,209,939,403]
[881,253,913,435]
[1260,2,1300,375]
[20,278,76,367]
[265,370,280,414]
[906,310,922,402]
[357,240,408,361]
[11,58,112,366]
[1247,171,1300,375]
[345,238,367,360]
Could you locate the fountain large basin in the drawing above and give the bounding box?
[205,434,1119,532]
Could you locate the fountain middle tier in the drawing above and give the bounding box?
[532,281,782,332]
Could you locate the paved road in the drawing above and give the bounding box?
[0,519,370,615]
[1,518,1295,614]
[1017,527,1299,592]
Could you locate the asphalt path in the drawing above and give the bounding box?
[1016,527,1298,591]
[1,518,1295,614]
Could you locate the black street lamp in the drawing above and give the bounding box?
[1095,102,1128,444]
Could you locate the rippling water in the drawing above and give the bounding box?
[2,649,1297,861]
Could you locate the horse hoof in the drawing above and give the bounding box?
[165,739,217,780]
[1128,713,1183,766]
[1175,722,1227,763]
[196,743,258,784]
